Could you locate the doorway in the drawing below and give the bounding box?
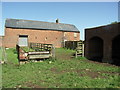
[18,35,28,46]
[112,35,120,66]
[88,36,103,62]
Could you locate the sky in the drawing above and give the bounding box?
[1,2,118,40]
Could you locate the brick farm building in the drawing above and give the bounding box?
[3,19,80,48]
[85,22,120,65]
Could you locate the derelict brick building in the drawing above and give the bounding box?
[3,19,80,48]
[85,22,120,65]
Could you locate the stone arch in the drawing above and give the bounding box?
[88,36,103,62]
[112,35,120,66]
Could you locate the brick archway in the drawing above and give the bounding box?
[88,36,103,62]
[112,35,120,66]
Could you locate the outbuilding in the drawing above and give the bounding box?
[85,22,120,65]
[3,18,80,48]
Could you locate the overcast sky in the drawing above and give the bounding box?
[1,2,118,40]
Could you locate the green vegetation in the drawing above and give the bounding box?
[21,47,35,52]
[2,48,120,88]
[111,21,118,24]
[21,46,52,52]
[0,47,2,60]
[5,48,18,64]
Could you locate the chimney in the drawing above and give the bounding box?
[56,19,59,23]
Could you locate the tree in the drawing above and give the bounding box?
[111,21,118,24]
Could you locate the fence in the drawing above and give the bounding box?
[75,41,84,58]
[16,42,55,62]
[29,43,53,51]
[64,41,78,50]
[64,40,84,57]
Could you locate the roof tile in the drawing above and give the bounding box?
[5,19,79,32]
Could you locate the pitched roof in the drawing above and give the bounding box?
[85,22,120,30]
[5,18,80,32]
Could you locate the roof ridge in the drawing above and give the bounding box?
[5,18,80,32]
[6,18,74,26]
[85,23,120,30]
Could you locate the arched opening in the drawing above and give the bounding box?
[112,35,120,66]
[88,37,103,62]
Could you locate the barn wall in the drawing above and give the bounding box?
[3,28,80,48]
[85,23,120,64]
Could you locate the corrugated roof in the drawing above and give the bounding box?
[5,18,80,32]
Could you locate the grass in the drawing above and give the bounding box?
[5,48,18,64]
[0,47,2,60]
[2,48,120,88]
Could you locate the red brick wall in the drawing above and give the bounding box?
[3,28,80,48]
[0,36,3,47]
[85,23,120,63]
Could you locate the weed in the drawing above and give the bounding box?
[2,48,120,88]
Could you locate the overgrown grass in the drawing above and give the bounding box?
[5,48,18,64]
[2,48,120,88]
[0,47,2,60]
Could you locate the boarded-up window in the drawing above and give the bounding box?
[18,35,28,46]
[74,33,77,38]
[64,32,66,37]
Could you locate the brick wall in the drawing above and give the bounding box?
[0,36,3,47]
[85,23,120,64]
[3,28,80,48]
